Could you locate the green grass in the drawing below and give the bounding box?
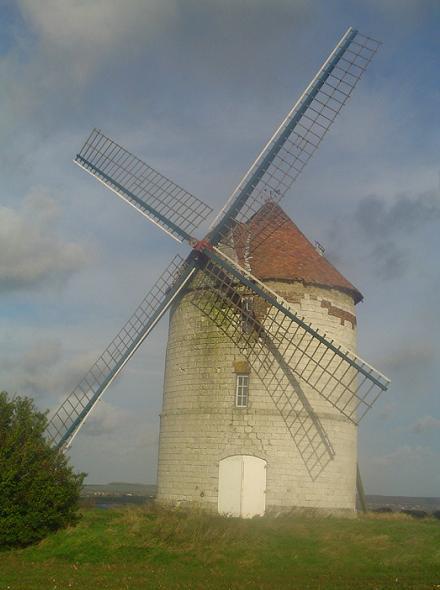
[1,506,439,589]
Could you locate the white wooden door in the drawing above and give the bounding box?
[218,455,242,516]
[241,455,266,518]
[218,455,266,518]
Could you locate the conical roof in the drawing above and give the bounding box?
[233,202,363,304]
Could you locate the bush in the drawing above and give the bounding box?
[400,509,428,519]
[0,391,85,548]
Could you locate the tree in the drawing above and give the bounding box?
[0,391,85,548]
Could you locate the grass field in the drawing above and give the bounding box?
[0,506,439,590]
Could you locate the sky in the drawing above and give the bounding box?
[0,0,439,496]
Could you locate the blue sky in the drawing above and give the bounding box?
[0,0,439,496]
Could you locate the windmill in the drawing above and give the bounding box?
[47,27,390,516]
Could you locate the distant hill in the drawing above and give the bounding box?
[81,483,157,497]
[81,484,440,513]
[366,495,440,513]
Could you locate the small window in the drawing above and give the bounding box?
[235,374,249,408]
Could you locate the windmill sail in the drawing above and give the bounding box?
[75,129,213,243]
[190,263,335,480]
[198,250,390,424]
[46,255,194,449]
[209,28,381,251]
[57,25,389,499]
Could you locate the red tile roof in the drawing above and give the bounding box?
[233,202,363,304]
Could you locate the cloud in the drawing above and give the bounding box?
[0,1,180,143]
[135,428,160,450]
[368,239,406,281]
[69,401,160,482]
[371,444,432,467]
[16,0,178,80]
[326,188,440,281]
[411,415,440,434]
[0,338,96,400]
[379,342,436,395]
[361,0,439,22]
[376,401,398,421]
[11,0,313,100]
[381,342,435,373]
[0,191,88,293]
[355,191,440,239]
[81,400,133,437]
[170,0,312,66]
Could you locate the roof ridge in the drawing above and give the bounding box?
[233,201,363,304]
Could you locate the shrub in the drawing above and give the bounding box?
[0,391,85,548]
[400,509,428,519]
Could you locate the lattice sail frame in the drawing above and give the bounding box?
[189,259,335,480]
[49,26,389,460]
[209,29,381,251]
[75,129,212,242]
[193,251,390,425]
[46,255,195,449]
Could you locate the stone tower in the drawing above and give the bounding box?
[157,204,362,516]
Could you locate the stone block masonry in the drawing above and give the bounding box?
[157,278,358,514]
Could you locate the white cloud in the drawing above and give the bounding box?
[69,404,160,483]
[362,0,438,22]
[0,191,88,292]
[376,401,398,421]
[4,0,314,116]
[1,338,96,400]
[411,415,440,434]
[18,0,176,47]
[16,0,178,83]
[381,342,435,372]
[371,444,432,467]
[81,400,133,437]
[0,1,180,140]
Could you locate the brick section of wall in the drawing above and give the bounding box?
[266,281,357,333]
[321,299,357,329]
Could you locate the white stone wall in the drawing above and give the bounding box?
[157,279,358,513]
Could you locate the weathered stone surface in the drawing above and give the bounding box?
[157,280,358,514]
